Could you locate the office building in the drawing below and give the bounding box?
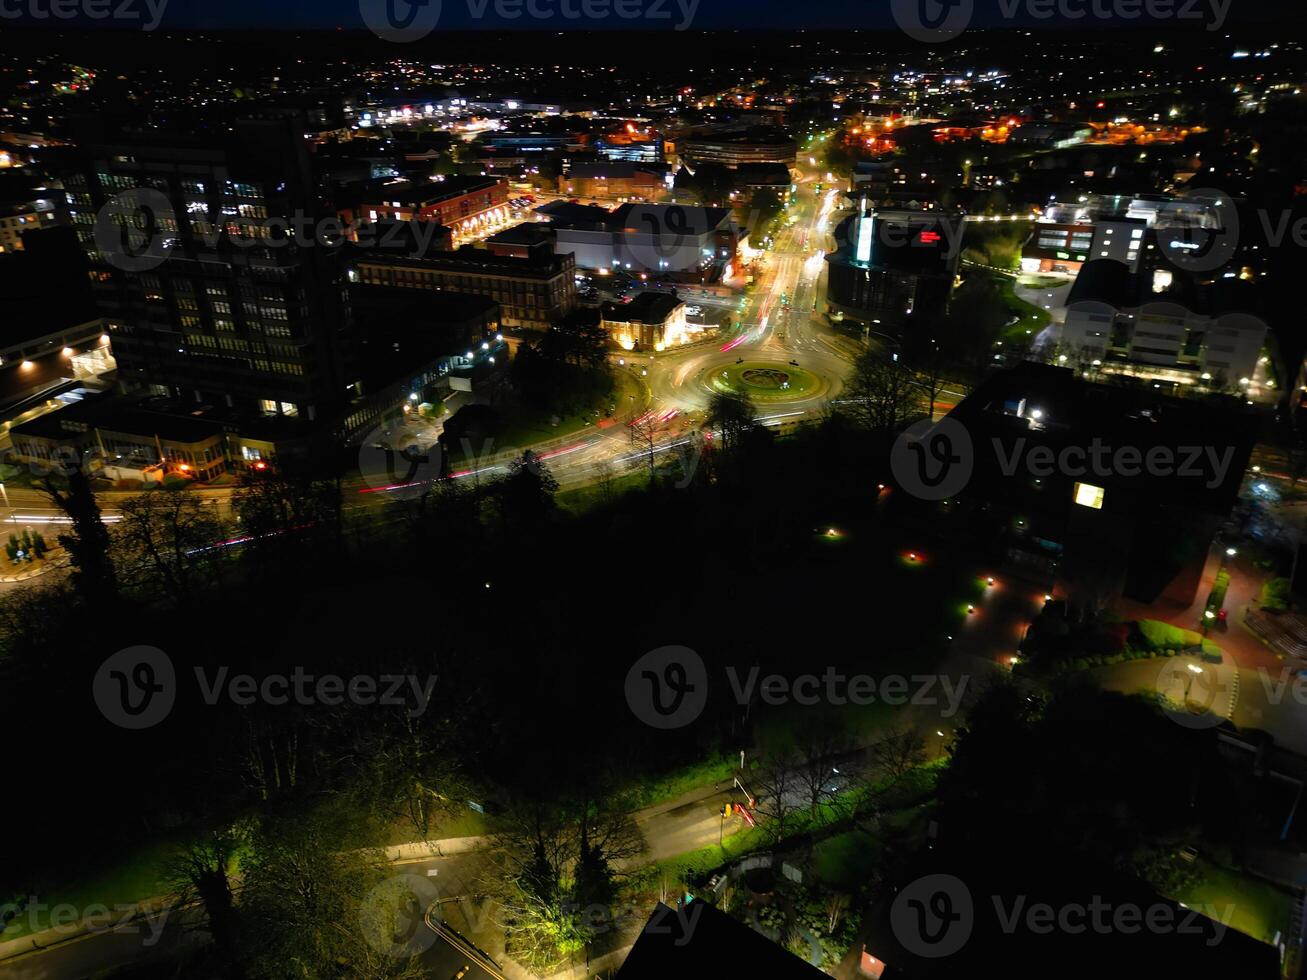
[601,291,693,351]
[548,202,740,279]
[824,203,961,330]
[65,111,352,425]
[1063,259,1267,389]
[558,162,670,201]
[676,128,797,167]
[348,244,577,331]
[355,175,510,239]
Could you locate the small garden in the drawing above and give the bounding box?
[1016,608,1223,676]
[4,528,50,567]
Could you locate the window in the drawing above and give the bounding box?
[1074,483,1105,509]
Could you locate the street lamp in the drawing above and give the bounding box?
[1184,662,1203,702]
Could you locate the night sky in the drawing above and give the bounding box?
[6,0,1305,31]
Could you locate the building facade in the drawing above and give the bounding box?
[65,111,353,424]
[357,176,510,239]
[348,245,576,331]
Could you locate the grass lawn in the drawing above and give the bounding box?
[1173,859,1294,946]
[997,275,1052,344]
[615,753,738,812]
[382,807,496,848]
[812,831,879,890]
[0,837,181,942]
[555,466,656,514]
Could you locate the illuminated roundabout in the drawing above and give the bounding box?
[647,342,847,419]
[708,361,823,402]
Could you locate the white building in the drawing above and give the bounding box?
[1063,261,1266,388]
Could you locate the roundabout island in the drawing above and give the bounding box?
[707,360,823,402]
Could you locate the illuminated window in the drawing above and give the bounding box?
[1074,482,1105,510]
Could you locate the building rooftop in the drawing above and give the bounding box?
[12,393,226,446]
[351,243,571,279]
[362,175,503,207]
[1068,258,1262,316]
[601,290,682,324]
[617,902,826,979]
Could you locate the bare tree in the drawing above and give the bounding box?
[115,489,227,603]
[868,725,927,784]
[843,350,927,434]
[794,720,855,819]
[752,754,802,843]
[627,412,667,484]
[706,390,757,453]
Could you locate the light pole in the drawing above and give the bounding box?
[1184,663,1203,704]
[0,482,11,527]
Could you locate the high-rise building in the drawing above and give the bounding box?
[66,111,352,423]
[824,203,961,330]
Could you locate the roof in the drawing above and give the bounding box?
[535,200,615,227]
[566,162,665,180]
[735,162,793,185]
[483,223,554,248]
[617,902,826,979]
[947,361,1256,517]
[12,394,226,446]
[608,202,732,234]
[363,175,503,207]
[352,243,571,279]
[602,290,683,324]
[1068,258,1262,315]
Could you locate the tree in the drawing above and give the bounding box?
[36,463,117,608]
[706,390,757,454]
[843,350,926,434]
[496,450,559,533]
[794,719,855,819]
[752,754,802,844]
[115,488,228,603]
[231,458,342,572]
[627,411,667,484]
[165,824,246,970]
[539,313,610,370]
[238,806,427,979]
[867,724,927,784]
[489,798,644,974]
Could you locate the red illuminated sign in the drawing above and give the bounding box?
[919,230,942,244]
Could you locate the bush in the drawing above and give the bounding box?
[1260,577,1294,614]
[1137,620,1203,653]
[1206,569,1230,612]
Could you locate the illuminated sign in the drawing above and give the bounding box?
[1074,482,1105,510]
[919,230,942,244]
[855,215,874,264]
